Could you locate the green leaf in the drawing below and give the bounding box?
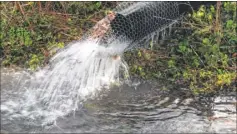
[226,20,234,29]
[178,45,186,53]
[168,60,175,68]
[202,38,210,45]
[57,42,64,48]
[210,5,215,14]
[137,50,142,57]
[95,2,101,8]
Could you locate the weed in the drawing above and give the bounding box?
[125,2,236,95]
[0,2,116,69]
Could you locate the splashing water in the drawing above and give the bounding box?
[1,1,182,130]
[1,38,130,127]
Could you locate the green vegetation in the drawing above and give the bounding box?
[0,2,116,70]
[125,2,236,95]
[1,2,236,95]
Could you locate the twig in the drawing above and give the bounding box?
[215,1,222,44]
[60,32,75,38]
[225,66,237,71]
[15,1,34,32]
[45,1,51,12]
[38,2,42,12]
[59,1,68,18]
[15,2,25,16]
[188,43,206,67]
[46,11,73,16]
[0,12,8,19]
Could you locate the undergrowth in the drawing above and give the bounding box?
[0,2,236,95]
[125,2,236,95]
[0,1,116,70]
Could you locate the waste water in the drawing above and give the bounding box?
[2,2,178,129]
[1,2,236,133]
[1,38,130,129]
[1,68,236,133]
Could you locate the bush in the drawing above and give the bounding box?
[125,2,236,95]
[168,2,236,94]
[0,2,116,70]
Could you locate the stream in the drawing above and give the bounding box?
[1,68,236,133]
[1,2,236,133]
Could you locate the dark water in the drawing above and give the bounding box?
[1,68,236,133]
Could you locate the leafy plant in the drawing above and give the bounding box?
[0,2,116,69]
[166,2,237,94]
[125,2,236,95]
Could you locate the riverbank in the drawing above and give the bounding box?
[1,2,236,96]
[124,2,236,95]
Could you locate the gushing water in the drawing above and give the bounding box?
[1,1,181,130]
[1,38,130,126]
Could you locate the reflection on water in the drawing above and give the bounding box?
[1,69,236,133]
[44,81,209,133]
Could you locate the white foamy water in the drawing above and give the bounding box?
[1,38,130,126]
[1,1,180,129]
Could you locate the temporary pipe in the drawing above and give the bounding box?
[108,1,216,43]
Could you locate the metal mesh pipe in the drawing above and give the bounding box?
[110,2,179,42]
[94,1,216,48]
